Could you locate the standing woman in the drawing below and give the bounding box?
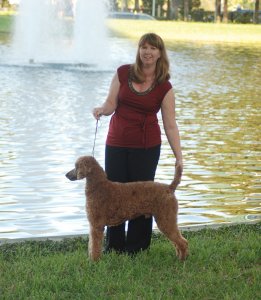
[93,33,183,255]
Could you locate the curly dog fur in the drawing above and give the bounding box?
[66,156,188,261]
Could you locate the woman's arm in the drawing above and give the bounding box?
[161,88,183,178]
[93,72,120,119]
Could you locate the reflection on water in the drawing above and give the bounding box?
[0,38,260,239]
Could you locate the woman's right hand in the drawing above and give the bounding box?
[93,107,103,120]
[92,72,120,120]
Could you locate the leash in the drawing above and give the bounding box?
[92,119,99,157]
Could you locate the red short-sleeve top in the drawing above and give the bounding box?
[106,64,172,148]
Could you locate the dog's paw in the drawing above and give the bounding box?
[176,238,189,261]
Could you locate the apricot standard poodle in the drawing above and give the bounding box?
[66,156,188,261]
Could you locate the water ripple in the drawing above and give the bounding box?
[0,38,260,239]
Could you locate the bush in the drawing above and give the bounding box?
[191,9,214,22]
[230,10,261,24]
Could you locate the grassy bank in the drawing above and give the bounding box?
[1,223,260,299]
[107,19,261,46]
[0,15,261,45]
[0,15,14,33]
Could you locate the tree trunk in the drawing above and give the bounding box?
[254,0,260,24]
[215,0,222,23]
[184,0,189,21]
[223,0,228,23]
[168,0,179,20]
[166,0,170,19]
[121,0,128,12]
[134,0,140,12]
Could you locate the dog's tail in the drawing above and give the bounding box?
[169,177,180,192]
[169,165,182,192]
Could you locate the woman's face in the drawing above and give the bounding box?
[139,42,161,67]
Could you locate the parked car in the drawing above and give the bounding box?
[108,12,155,20]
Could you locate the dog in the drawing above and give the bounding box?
[66,156,188,261]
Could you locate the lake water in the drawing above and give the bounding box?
[0,35,260,240]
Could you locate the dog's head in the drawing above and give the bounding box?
[65,156,97,181]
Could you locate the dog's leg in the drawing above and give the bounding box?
[167,228,188,261]
[88,225,104,261]
[155,214,188,261]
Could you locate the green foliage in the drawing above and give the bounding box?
[229,0,255,10]
[142,0,152,14]
[230,10,258,23]
[1,223,260,299]
[1,0,10,8]
[109,0,119,11]
[188,0,201,11]
[180,0,202,18]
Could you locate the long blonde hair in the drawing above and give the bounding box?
[130,33,170,84]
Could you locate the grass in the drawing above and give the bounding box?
[106,19,261,46]
[1,223,260,299]
[0,15,261,45]
[0,15,14,33]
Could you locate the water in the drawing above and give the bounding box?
[0,34,260,239]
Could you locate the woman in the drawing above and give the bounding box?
[93,33,183,255]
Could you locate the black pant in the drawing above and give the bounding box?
[104,144,161,254]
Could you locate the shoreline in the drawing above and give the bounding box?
[1,219,259,245]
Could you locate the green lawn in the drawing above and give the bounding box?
[1,223,260,299]
[1,15,261,45]
[107,19,261,46]
[0,15,14,33]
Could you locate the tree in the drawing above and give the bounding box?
[135,0,140,11]
[184,0,189,21]
[109,0,119,11]
[121,0,128,11]
[180,0,201,21]
[215,0,221,22]
[223,0,228,23]
[167,0,179,20]
[1,0,10,8]
[254,0,260,24]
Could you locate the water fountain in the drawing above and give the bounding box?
[10,0,108,67]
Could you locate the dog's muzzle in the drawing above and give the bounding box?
[65,168,77,181]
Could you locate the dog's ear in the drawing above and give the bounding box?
[76,171,86,180]
[83,158,94,175]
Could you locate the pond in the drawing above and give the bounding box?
[0,35,260,240]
